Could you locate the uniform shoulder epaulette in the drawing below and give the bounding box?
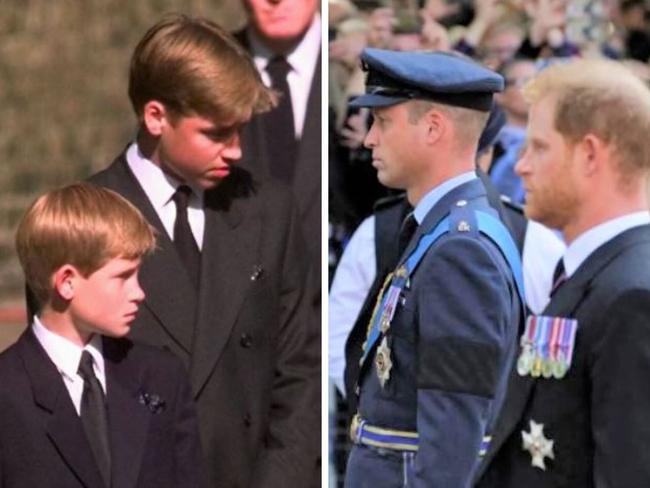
[373,193,407,213]
[499,195,524,215]
[446,199,481,237]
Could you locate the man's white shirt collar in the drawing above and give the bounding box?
[125,142,204,247]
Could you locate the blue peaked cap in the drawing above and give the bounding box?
[350,48,504,111]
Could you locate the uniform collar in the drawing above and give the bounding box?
[413,171,477,225]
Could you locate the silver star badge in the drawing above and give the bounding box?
[522,420,555,470]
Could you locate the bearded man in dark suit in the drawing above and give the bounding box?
[476,58,650,488]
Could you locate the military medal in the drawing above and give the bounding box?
[517,315,578,379]
[375,336,393,387]
[517,316,536,376]
[522,419,555,470]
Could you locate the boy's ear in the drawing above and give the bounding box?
[52,265,78,301]
[142,100,169,137]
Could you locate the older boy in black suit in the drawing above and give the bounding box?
[87,15,319,487]
[1,183,204,488]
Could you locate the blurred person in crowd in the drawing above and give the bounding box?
[618,0,650,61]
[330,17,370,126]
[476,58,650,488]
[490,57,537,203]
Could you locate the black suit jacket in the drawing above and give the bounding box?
[235,29,322,293]
[0,329,204,488]
[88,155,319,488]
[476,225,650,487]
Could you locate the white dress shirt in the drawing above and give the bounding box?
[248,13,321,138]
[328,216,375,395]
[126,142,205,249]
[32,316,106,415]
[561,211,650,278]
[522,221,565,314]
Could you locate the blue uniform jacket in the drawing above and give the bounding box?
[355,179,522,487]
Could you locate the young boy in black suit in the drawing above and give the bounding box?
[0,183,205,488]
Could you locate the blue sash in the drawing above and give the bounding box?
[360,209,525,367]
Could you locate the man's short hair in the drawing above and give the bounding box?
[15,183,156,305]
[407,100,490,151]
[129,14,275,122]
[524,59,650,183]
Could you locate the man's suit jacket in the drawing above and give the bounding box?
[88,155,319,487]
[476,225,650,487]
[235,30,322,293]
[0,329,204,488]
[345,179,522,487]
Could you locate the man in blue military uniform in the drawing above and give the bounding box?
[343,49,524,488]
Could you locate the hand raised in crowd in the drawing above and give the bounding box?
[339,108,370,149]
[421,18,451,51]
[524,0,568,46]
[463,0,504,48]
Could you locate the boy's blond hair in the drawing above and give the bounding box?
[16,183,156,305]
[129,14,276,123]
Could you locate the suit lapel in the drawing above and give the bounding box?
[103,338,150,488]
[480,225,650,474]
[94,156,198,352]
[18,330,105,488]
[292,50,321,223]
[190,171,261,396]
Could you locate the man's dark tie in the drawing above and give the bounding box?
[78,351,111,488]
[172,185,201,289]
[550,258,567,296]
[265,55,297,183]
[397,212,418,256]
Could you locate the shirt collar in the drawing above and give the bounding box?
[32,315,105,382]
[563,211,650,277]
[125,142,203,209]
[249,13,321,80]
[413,171,478,225]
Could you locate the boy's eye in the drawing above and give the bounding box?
[203,126,239,141]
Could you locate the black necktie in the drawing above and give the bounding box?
[265,56,298,183]
[397,212,418,256]
[78,351,111,488]
[550,258,567,296]
[172,185,201,289]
